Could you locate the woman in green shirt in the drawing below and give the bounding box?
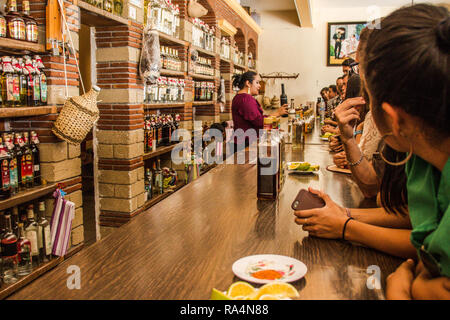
[360,4,450,299]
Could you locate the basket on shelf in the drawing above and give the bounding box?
[52,86,101,145]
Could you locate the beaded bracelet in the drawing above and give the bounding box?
[348,153,364,167]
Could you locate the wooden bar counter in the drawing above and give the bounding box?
[8,124,402,300]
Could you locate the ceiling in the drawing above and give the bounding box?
[240,0,296,11]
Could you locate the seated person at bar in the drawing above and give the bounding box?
[295,4,450,299]
[341,58,355,76]
[231,72,287,152]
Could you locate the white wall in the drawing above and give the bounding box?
[255,0,446,105]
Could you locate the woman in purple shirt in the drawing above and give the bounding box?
[231,72,287,152]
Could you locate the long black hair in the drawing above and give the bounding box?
[232,71,258,90]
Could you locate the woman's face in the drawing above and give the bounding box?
[247,75,261,96]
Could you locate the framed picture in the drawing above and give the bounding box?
[327,22,367,66]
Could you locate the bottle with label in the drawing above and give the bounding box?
[1,56,16,107]
[6,0,25,41]
[11,206,19,237]
[16,222,32,276]
[13,133,25,190]
[0,13,7,38]
[280,84,288,118]
[4,134,18,195]
[156,159,163,194]
[113,0,123,16]
[35,56,47,105]
[1,214,18,283]
[0,137,12,200]
[24,205,39,268]
[21,0,38,43]
[103,0,113,13]
[24,57,33,107]
[30,131,41,186]
[11,57,21,106]
[18,58,27,106]
[23,132,33,188]
[145,168,152,201]
[31,59,41,106]
[37,202,51,262]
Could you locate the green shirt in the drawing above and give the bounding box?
[406,155,450,277]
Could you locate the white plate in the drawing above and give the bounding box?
[320,137,330,141]
[286,162,319,175]
[232,254,307,284]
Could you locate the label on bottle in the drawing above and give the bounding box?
[40,75,47,103]
[33,76,40,101]
[1,237,18,257]
[44,225,52,255]
[21,155,27,184]
[6,76,14,101]
[1,159,10,189]
[25,229,39,255]
[0,18,6,37]
[37,225,43,249]
[25,154,33,182]
[34,164,40,173]
[9,0,17,12]
[9,158,18,188]
[13,75,20,102]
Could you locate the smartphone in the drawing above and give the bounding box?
[291,189,326,211]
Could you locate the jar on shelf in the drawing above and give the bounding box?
[93,0,103,9]
[0,14,7,38]
[103,0,113,13]
[113,0,123,16]
[6,0,25,41]
[22,1,38,43]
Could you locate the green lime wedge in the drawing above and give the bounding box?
[210,288,232,300]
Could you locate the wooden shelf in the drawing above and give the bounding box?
[248,68,257,73]
[0,183,57,211]
[234,63,247,70]
[0,38,45,54]
[158,31,188,46]
[190,73,217,81]
[0,106,57,119]
[79,1,130,27]
[0,257,63,300]
[144,103,185,110]
[142,181,186,211]
[193,101,215,106]
[143,143,182,161]
[160,69,185,77]
[192,45,216,58]
[220,57,232,64]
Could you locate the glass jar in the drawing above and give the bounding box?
[113,0,123,16]
[6,1,25,41]
[0,14,7,38]
[103,0,113,13]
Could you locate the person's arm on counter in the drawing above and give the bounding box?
[348,207,411,229]
[293,188,416,259]
[334,98,379,198]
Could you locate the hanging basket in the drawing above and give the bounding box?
[52,86,101,145]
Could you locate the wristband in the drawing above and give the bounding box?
[353,130,363,137]
[342,217,354,241]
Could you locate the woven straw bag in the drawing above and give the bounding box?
[52,86,101,145]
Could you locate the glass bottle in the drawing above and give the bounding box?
[24,57,33,106]
[24,205,39,268]
[14,132,25,190]
[18,58,27,106]
[23,132,33,188]
[11,206,19,237]
[21,0,38,43]
[17,222,32,276]
[113,0,123,16]
[2,56,16,107]
[0,137,12,200]
[31,59,41,106]
[37,201,51,262]
[35,56,47,105]
[103,0,113,13]
[145,168,152,200]
[0,13,7,38]
[1,214,18,283]
[6,0,25,41]
[11,57,20,106]
[30,131,41,186]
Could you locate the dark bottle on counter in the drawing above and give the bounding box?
[30,131,41,186]
[280,83,288,118]
[0,137,12,200]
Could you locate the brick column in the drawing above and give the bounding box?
[95,22,146,227]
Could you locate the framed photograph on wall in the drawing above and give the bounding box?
[327,22,367,66]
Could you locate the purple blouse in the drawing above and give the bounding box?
[232,93,265,143]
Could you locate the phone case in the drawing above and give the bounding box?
[291,189,326,211]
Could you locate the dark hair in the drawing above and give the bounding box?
[337,76,344,81]
[320,87,329,94]
[362,4,450,140]
[329,85,338,93]
[376,144,408,216]
[232,71,258,90]
[342,58,355,67]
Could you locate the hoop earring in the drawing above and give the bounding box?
[379,132,413,166]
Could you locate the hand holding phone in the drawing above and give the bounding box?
[291,189,326,211]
